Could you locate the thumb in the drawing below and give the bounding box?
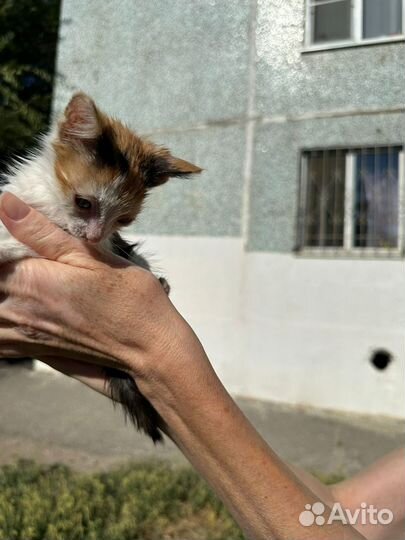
[0,192,89,263]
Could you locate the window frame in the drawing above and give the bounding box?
[304,0,405,52]
[296,145,405,258]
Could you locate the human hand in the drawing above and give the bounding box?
[0,192,196,401]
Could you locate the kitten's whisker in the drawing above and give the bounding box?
[112,243,131,259]
[111,236,138,261]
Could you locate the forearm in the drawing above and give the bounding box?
[135,332,365,540]
[332,448,405,540]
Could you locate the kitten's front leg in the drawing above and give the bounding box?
[158,277,170,295]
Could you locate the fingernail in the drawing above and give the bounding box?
[1,192,30,221]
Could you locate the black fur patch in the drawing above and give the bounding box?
[111,233,151,269]
[95,128,129,174]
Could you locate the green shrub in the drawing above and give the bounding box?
[0,460,244,540]
[0,0,61,170]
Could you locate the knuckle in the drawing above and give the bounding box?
[142,271,162,296]
[18,324,49,342]
[28,220,55,246]
[0,350,20,358]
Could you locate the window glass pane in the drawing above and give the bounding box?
[312,0,352,43]
[354,147,400,248]
[363,0,403,39]
[303,150,346,247]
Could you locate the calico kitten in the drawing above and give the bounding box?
[0,92,202,442]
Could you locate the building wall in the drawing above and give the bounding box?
[53,0,405,417]
[139,236,405,418]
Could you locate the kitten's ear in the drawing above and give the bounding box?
[146,155,203,188]
[59,93,102,144]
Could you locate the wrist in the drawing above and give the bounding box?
[137,319,210,402]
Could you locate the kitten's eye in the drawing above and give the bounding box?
[75,196,92,210]
[117,217,132,226]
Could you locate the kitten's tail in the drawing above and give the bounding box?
[105,367,167,443]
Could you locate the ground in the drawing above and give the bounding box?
[0,364,403,475]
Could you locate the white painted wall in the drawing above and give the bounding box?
[132,234,405,419]
[37,233,405,419]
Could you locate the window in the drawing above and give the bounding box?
[311,0,352,43]
[306,0,404,49]
[297,146,404,254]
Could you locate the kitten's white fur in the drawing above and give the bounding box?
[0,129,115,262]
[0,131,70,261]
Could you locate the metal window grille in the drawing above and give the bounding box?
[297,146,404,256]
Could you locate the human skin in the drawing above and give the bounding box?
[0,192,402,540]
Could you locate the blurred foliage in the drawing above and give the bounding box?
[0,0,61,170]
[0,460,244,540]
[313,471,345,486]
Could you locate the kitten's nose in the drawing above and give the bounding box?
[86,232,103,244]
[85,222,105,243]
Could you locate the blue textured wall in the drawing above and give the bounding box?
[249,113,405,251]
[54,0,251,237]
[255,2,404,116]
[54,0,405,248]
[250,0,405,251]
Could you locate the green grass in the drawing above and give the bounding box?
[0,460,345,540]
[0,460,244,540]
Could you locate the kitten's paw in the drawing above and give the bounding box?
[158,277,170,295]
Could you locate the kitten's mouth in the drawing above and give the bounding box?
[62,227,102,244]
[85,236,103,244]
[81,231,107,244]
[78,233,102,244]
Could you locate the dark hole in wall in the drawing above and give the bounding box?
[370,349,393,371]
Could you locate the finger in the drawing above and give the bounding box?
[0,350,29,359]
[0,192,90,264]
[0,320,118,372]
[39,356,112,397]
